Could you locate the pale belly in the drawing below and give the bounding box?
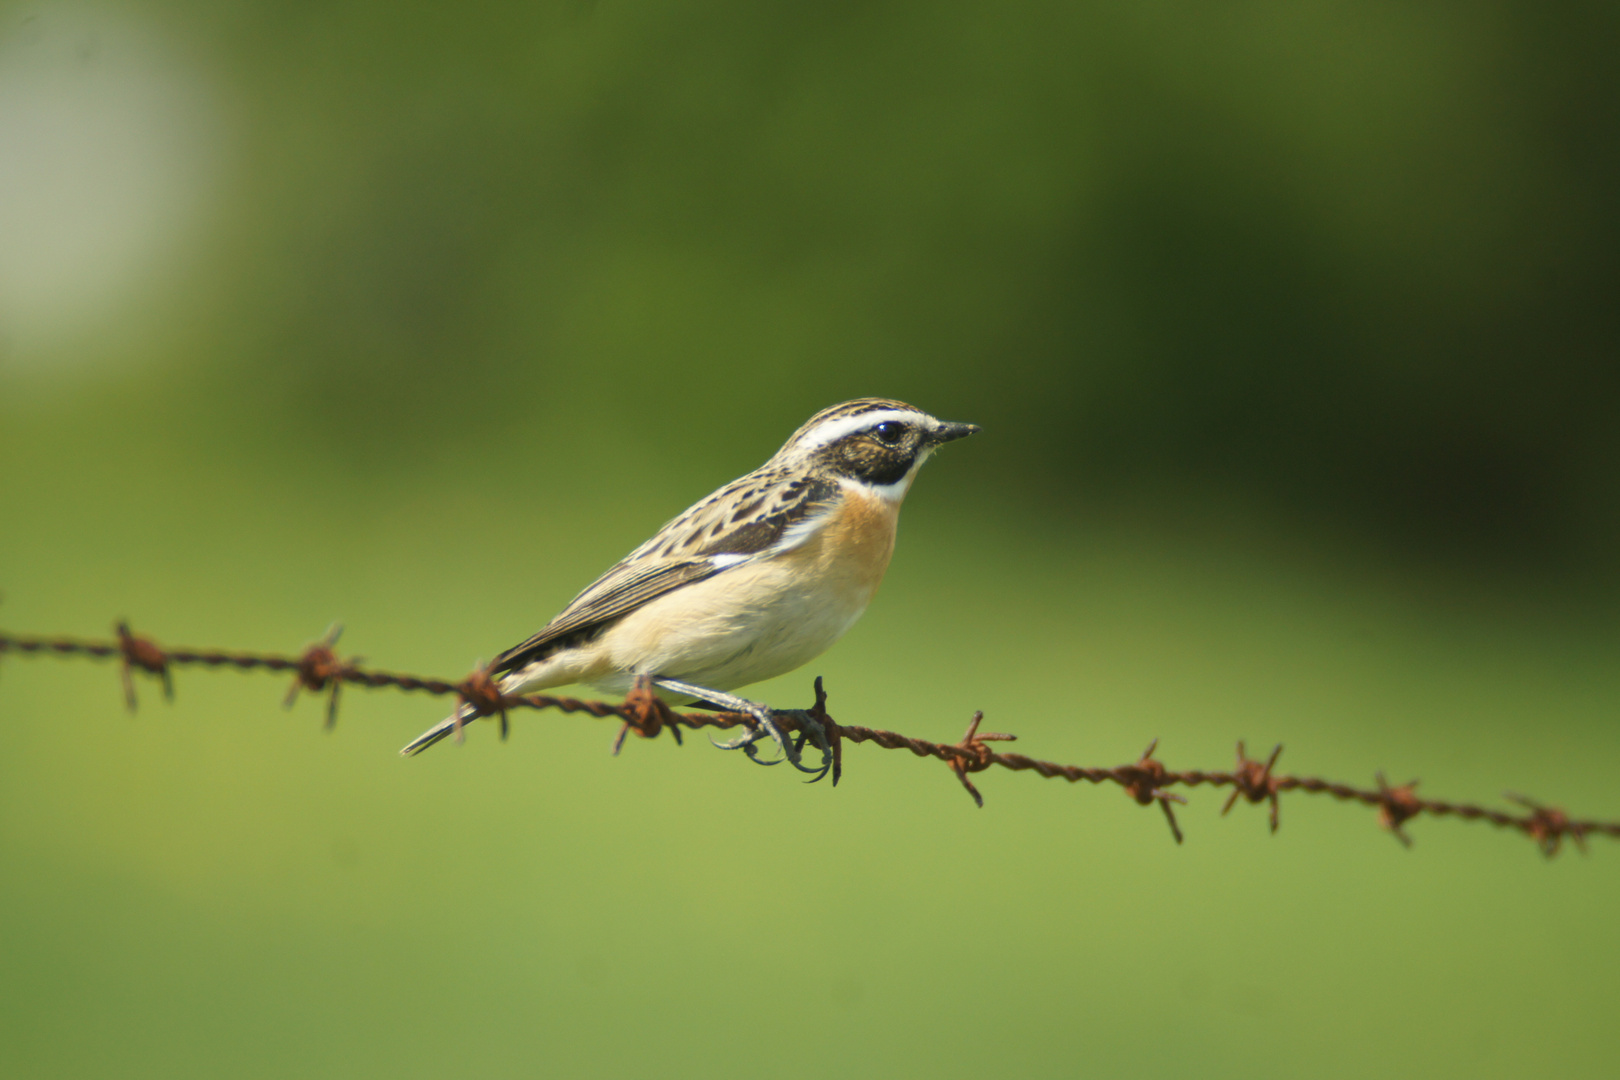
[587,557,871,694]
[589,491,897,695]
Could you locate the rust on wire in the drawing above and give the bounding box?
[614,676,684,754]
[1120,739,1188,844]
[1375,772,1423,848]
[945,710,1017,808]
[282,624,352,729]
[455,667,515,743]
[116,621,172,712]
[1506,793,1588,857]
[3,623,1619,857]
[1221,741,1285,834]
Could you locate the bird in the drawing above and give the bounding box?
[399,398,979,778]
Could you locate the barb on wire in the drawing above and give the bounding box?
[281,623,351,729]
[116,620,171,711]
[1117,738,1189,844]
[945,710,1017,809]
[1375,772,1423,848]
[3,622,1618,858]
[1221,741,1285,834]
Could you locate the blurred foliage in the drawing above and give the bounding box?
[114,0,1620,577]
[3,3,1619,1079]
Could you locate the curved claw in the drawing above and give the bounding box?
[709,729,761,752]
[663,675,832,779]
[706,723,828,777]
[740,740,784,766]
[748,709,817,775]
[708,727,787,765]
[783,708,834,782]
[778,742,828,776]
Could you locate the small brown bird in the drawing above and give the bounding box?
[400,398,978,777]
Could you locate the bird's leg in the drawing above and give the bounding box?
[650,678,831,781]
[650,678,794,761]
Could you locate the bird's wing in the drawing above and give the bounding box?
[491,473,841,675]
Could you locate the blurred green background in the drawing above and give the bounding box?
[2,1,1618,1077]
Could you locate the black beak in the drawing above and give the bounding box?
[932,421,981,444]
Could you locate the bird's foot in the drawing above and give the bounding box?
[651,678,832,781]
[718,705,832,783]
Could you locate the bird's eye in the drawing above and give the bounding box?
[873,421,907,445]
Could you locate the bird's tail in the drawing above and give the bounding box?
[398,655,588,756]
[398,701,481,757]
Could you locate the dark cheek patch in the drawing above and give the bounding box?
[839,442,913,486]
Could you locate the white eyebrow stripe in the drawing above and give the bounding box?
[794,409,927,451]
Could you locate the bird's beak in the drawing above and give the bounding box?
[931,420,981,444]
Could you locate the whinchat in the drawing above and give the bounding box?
[400,398,979,777]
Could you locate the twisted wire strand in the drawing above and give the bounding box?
[2,626,1614,855]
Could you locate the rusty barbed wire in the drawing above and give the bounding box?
[3,622,1617,858]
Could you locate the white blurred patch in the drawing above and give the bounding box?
[0,4,221,365]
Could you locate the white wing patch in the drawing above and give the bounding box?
[767,501,839,555]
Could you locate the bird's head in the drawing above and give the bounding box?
[775,398,980,499]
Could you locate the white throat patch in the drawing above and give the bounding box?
[853,443,932,503]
